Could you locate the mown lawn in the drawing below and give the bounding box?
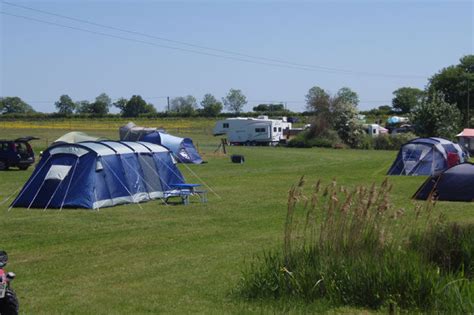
[0,123,472,314]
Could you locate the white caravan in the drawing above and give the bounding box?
[213,116,292,145]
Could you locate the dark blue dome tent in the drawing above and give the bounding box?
[387,137,466,176]
[119,122,203,164]
[413,163,474,202]
[11,141,185,210]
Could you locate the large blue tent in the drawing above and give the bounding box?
[11,141,185,210]
[119,122,203,164]
[387,137,466,176]
[413,163,474,202]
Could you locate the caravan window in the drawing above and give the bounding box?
[223,123,229,128]
[278,127,282,132]
[273,127,277,132]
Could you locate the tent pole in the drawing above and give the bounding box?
[8,155,52,211]
[1,186,21,206]
[180,162,221,199]
[119,155,153,201]
[136,155,169,205]
[43,179,65,211]
[101,158,143,210]
[27,177,49,210]
[59,157,79,211]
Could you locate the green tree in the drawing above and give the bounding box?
[429,55,474,125]
[200,93,223,117]
[377,105,393,114]
[305,86,362,147]
[305,86,330,116]
[170,95,197,116]
[119,95,156,117]
[0,97,35,114]
[75,100,91,114]
[90,93,112,115]
[333,102,364,148]
[75,93,112,115]
[253,104,285,112]
[253,104,269,112]
[55,94,76,115]
[113,97,128,113]
[336,87,359,106]
[392,87,425,114]
[222,89,247,113]
[411,92,462,139]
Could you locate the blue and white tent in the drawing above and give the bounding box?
[141,132,203,164]
[11,141,185,210]
[387,137,466,176]
[119,122,203,164]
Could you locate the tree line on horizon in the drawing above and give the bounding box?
[1,55,472,138]
[0,88,252,118]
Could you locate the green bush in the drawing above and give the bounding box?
[410,223,474,278]
[373,133,416,150]
[239,248,473,311]
[355,134,374,150]
[287,129,341,148]
[237,179,473,312]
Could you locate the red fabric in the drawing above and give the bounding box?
[447,152,460,168]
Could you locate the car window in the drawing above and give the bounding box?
[16,142,28,154]
[1,143,8,152]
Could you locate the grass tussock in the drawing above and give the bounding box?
[237,178,474,312]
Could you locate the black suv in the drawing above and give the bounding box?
[0,137,38,170]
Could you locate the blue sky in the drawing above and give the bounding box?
[1,0,472,112]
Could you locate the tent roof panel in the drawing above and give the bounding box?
[137,141,169,153]
[101,141,135,154]
[79,142,117,156]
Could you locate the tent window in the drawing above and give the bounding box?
[45,165,72,181]
[223,123,229,128]
[255,128,266,133]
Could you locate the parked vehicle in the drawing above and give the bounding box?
[0,137,38,171]
[213,116,292,146]
[0,251,18,315]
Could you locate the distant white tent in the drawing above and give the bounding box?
[53,132,105,144]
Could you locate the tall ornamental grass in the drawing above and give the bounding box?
[237,178,473,312]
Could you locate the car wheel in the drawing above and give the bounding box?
[0,160,7,171]
[18,165,29,171]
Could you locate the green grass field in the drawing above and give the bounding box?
[0,122,472,314]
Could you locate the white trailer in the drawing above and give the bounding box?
[213,116,292,145]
